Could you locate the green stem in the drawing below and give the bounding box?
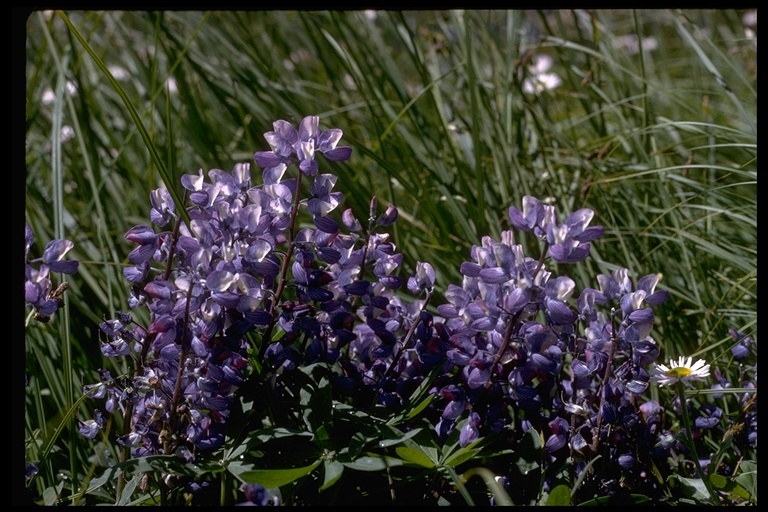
[675,381,720,505]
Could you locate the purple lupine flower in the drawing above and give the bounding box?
[508,195,545,232]
[459,411,482,447]
[239,483,273,506]
[77,409,106,439]
[728,327,754,359]
[24,223,79,321]
[149,187,176,227]
[407,261,436,294]
[42,239,80,274]
[545,417,570,453]
[26,462,39,483]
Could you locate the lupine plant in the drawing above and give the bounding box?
[25,116,756,506]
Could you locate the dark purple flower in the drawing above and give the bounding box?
[26,461,39,482]
[459,412,482,447]
[78,409,106,439]
[42,239,80,274]
[728,328,754,359]
[239,483,272,506]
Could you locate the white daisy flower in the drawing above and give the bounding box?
[652,356,710,387]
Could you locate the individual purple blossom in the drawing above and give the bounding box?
[238,483,273,506]
[508,195,546,232]
[407,261,436,294]
[41,239,80,274]
[545,417,570,453]
[77,409,106,439]
[694,404,723,430]
[125,225,161,266]
[149,187,176,227]
[26,462,39,483]
[727,328,754,359]
[459,411,482,447]
[617,452,636,471]
[376,204,399,227]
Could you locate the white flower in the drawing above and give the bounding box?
[522,54,562,95]
[522,73,562,95]
[652,356,710,387]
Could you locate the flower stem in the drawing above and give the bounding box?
[675,381,720,505]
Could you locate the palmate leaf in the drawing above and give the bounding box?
[377,427,424,448]
[442,442,483,468]
[319,459,344,491]
[342,454,407,472]
[544,484,571,506]
[668,474,718,504]
[733,461,757,503]
[395,440,439,469]
[708,473,752,502]
[238,460,322,488]
[83,455,207,498]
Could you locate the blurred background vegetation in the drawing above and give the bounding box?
[23,9,755,503]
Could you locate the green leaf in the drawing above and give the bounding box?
[442,464,475,506]
[387,364,442,426]
[669,474,711,502]
[226,461,257,478]
[545,484,572,506]
[342,455,406,472]
[348,431,371,459]
[86,455,206,493]
[377,427,423,448]
[238,460,322,488]
[394,446,437,468]
[247,427,313,446]
[319,460,344,491]
[42,482,64,506]
[313,423,332,445]
[224,440,250,462]
[442,445,482,468]
[116,474,141,506]
[733,461,757,502]
[709,473,751,501]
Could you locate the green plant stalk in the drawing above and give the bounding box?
[675,380,720,505]
[48,46,79,503]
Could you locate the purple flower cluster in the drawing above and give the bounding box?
[80,116,366,462]
[74,116,754,504]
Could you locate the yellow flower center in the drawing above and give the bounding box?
[667,367,693,378]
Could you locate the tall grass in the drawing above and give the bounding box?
[23,9,755,504]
